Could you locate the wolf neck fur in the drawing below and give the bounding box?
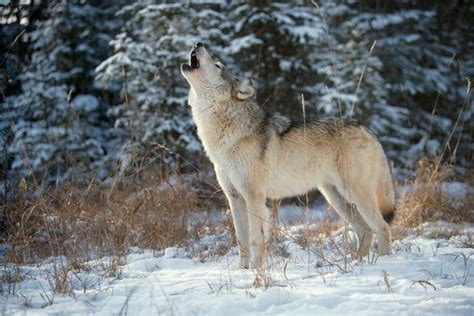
[191,96,265,155]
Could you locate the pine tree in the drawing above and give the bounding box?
[96,0,229,172]
[6,0,123,185]
[0,0,48,99]
[1,0,48,194]
[226,0,326,116]
[335,0,472,169]
[4,0,470,188]
[311,1,413,170]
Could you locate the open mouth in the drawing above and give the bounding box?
[181,44,204,73]
[189,49,199,69]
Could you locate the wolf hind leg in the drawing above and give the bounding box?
[319,185,373,259]
[338,184,392,256]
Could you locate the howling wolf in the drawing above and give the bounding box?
[181,43,396,269]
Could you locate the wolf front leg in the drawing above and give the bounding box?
[215,169,250,269]
[229,195,251,268]
[243,193,266,269]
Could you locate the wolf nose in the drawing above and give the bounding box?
[196,42,203,48]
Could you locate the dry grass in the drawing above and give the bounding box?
[1,168,210,283]
[292,218,340,250]
[393,158,473,239]
[1,154,472,296]
[0,161,231,297]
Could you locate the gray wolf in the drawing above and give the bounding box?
[181,43,396,269]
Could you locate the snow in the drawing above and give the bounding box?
[442,182,474,201]
[2,227,473,315]
[400,182,473,203]
[227,35,263,55]
[71,94,99,113]
[278,203,332,224]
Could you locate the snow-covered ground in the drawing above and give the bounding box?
[2,222,473,315]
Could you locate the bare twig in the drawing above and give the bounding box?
[350,40,377,116]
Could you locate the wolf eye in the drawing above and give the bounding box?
[215,63,222,69]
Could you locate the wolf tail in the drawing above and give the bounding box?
[381,207,396,225]
[377,161,397,225]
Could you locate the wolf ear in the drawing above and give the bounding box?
[232,79,255,101]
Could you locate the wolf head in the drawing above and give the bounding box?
[181,43,255,106]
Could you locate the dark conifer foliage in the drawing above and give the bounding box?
[0,0,472,193]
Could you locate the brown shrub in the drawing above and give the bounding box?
[1,169,208,271]
[393,158,473,238]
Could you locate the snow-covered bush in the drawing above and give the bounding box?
[96,0,228,173]
[4,0,123,185]
[1,0,472,188]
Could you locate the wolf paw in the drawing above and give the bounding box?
[238,256,250,269]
